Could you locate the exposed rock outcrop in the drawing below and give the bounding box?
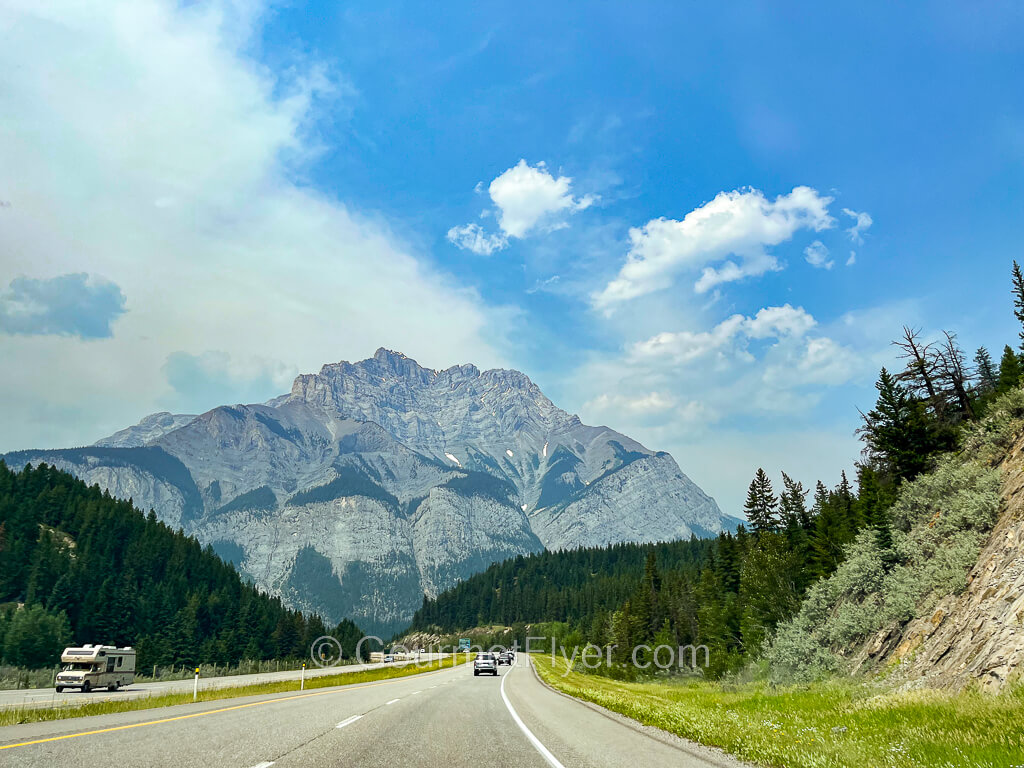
[864,436,1024,691]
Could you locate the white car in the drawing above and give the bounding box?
[473,652,498,676]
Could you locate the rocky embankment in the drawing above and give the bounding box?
[875,434,1024,691]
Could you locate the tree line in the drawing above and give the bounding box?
[411,261,1024,678]
[0,462,363,669]
[410,538,715,633]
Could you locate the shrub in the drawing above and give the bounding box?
[767,455,1002,683]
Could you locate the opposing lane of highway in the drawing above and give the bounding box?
[0,657,446,711]
[0,657,749,767]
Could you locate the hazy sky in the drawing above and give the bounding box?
[2,1,1022,514]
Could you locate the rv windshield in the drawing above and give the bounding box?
[62,662,95,671]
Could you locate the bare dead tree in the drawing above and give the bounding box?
[934,330,975,420]
[892,326,944,415]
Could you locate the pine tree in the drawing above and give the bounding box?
[835,470,859,533]
[1013,261,1024,353]
[858,367,945,483]
[808,493,847,580]
[997,345,1023,394]
[778,472,808,528]
[743,469,779,533]
[854,464,896,563]
[2,604,71,668]
[631,552,661,642]
[739,534,799,657]
[974,347,997,397]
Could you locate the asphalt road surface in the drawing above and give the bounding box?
[0,656,748,767]
[0,657,444,711]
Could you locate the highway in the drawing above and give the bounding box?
[0,656,748,767]
[0,658,431,711]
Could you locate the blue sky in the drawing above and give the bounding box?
[1,1,1022,513]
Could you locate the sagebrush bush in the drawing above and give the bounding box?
[768,432,1005,682]
[960,387,1024,463]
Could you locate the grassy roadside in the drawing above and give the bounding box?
[532,655,1024,767]
[0,656,467,728]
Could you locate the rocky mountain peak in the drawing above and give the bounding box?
[19,349,729,635]
[286,350,572,459]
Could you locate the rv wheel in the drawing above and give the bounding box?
[55,686,63,693]
[81,681,91,693]
[109,682,118,692]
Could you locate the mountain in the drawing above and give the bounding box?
[93,411,199,447]
[4,348,728,636]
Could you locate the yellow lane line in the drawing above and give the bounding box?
[0,664,459,751]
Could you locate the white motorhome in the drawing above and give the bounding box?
[55,644,136,693]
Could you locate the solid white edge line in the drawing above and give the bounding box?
[500,660,566,768]
[336,715,362,729]
[250,762,275,768]
[385,698,400,705]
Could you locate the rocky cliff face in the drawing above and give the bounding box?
[5,348,725,635]
[863,434,1024,692]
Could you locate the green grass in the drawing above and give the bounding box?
[0,656,467,727]
[532,655,1024,768]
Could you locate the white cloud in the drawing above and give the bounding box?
[445,223,508,255]
[602,302,859,438]
[448,159,595,253]
[846,251,857,266]
[745,304,818,338]
[803,240,833,269]
[593,186,834,309]
[557,294,901,516]
[763,337,856,388]
[630,314,747,364]
[489,160,596,238]
[526,275,561,294]
[630,303,817,363]
[0,0,508,451]
[842,208,873,244]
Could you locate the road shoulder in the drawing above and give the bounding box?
[516,655,753,768]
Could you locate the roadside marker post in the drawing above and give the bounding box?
[301,663,306,690]
[193,668,199,702]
